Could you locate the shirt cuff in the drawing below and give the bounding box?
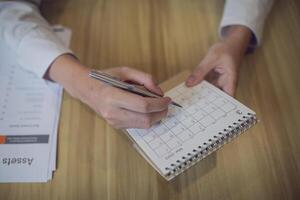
[219,17,261,51]
[16,26,73,78]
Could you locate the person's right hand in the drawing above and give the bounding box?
[47,55,171,129]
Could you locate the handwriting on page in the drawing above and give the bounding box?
[134,83,237,158]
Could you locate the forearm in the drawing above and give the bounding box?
[46,54,90,99]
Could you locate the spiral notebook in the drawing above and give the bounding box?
[126,72,257,181]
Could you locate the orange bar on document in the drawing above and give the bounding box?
[0,135,6,144]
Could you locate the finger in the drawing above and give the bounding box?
[119,67,163,95]
[217,72,237,96]
[186,57,216,87]
[222,79,237,96]
[107,86,171,113]
[141,96,172,113]
[117,108,168,129]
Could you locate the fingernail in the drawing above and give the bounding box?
[187,75,195,85]
[165,97,172,103]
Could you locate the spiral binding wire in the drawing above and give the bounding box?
[165,113,257,178]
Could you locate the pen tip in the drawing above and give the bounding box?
[172,102,183,108]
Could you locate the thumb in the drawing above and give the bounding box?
[186,61,215,87]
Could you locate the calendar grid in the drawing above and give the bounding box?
[136,83,238,158]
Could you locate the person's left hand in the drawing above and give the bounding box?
[185,25,252,96]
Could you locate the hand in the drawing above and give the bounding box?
[47,55,171,129]
[186,25,252,96]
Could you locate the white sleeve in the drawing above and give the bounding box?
[0,1,73,78]
[219,0,274,49]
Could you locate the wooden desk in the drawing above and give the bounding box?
[1,0,300,199]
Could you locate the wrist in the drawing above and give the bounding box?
[222,25,252,56]
[47,54,90,98]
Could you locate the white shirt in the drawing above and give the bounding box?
[0,0,273,78]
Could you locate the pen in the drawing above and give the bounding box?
[89,70,182,108]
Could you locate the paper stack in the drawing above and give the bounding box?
[0,26,71,182]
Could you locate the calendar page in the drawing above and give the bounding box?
[127,81,255,176]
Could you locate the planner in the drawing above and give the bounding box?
[126,74,257,180]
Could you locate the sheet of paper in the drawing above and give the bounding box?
[0,26,71,182]
[127,81,256,176]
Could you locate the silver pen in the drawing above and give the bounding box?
[89,70,182,108]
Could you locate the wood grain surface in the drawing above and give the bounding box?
[1,0,300,199]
